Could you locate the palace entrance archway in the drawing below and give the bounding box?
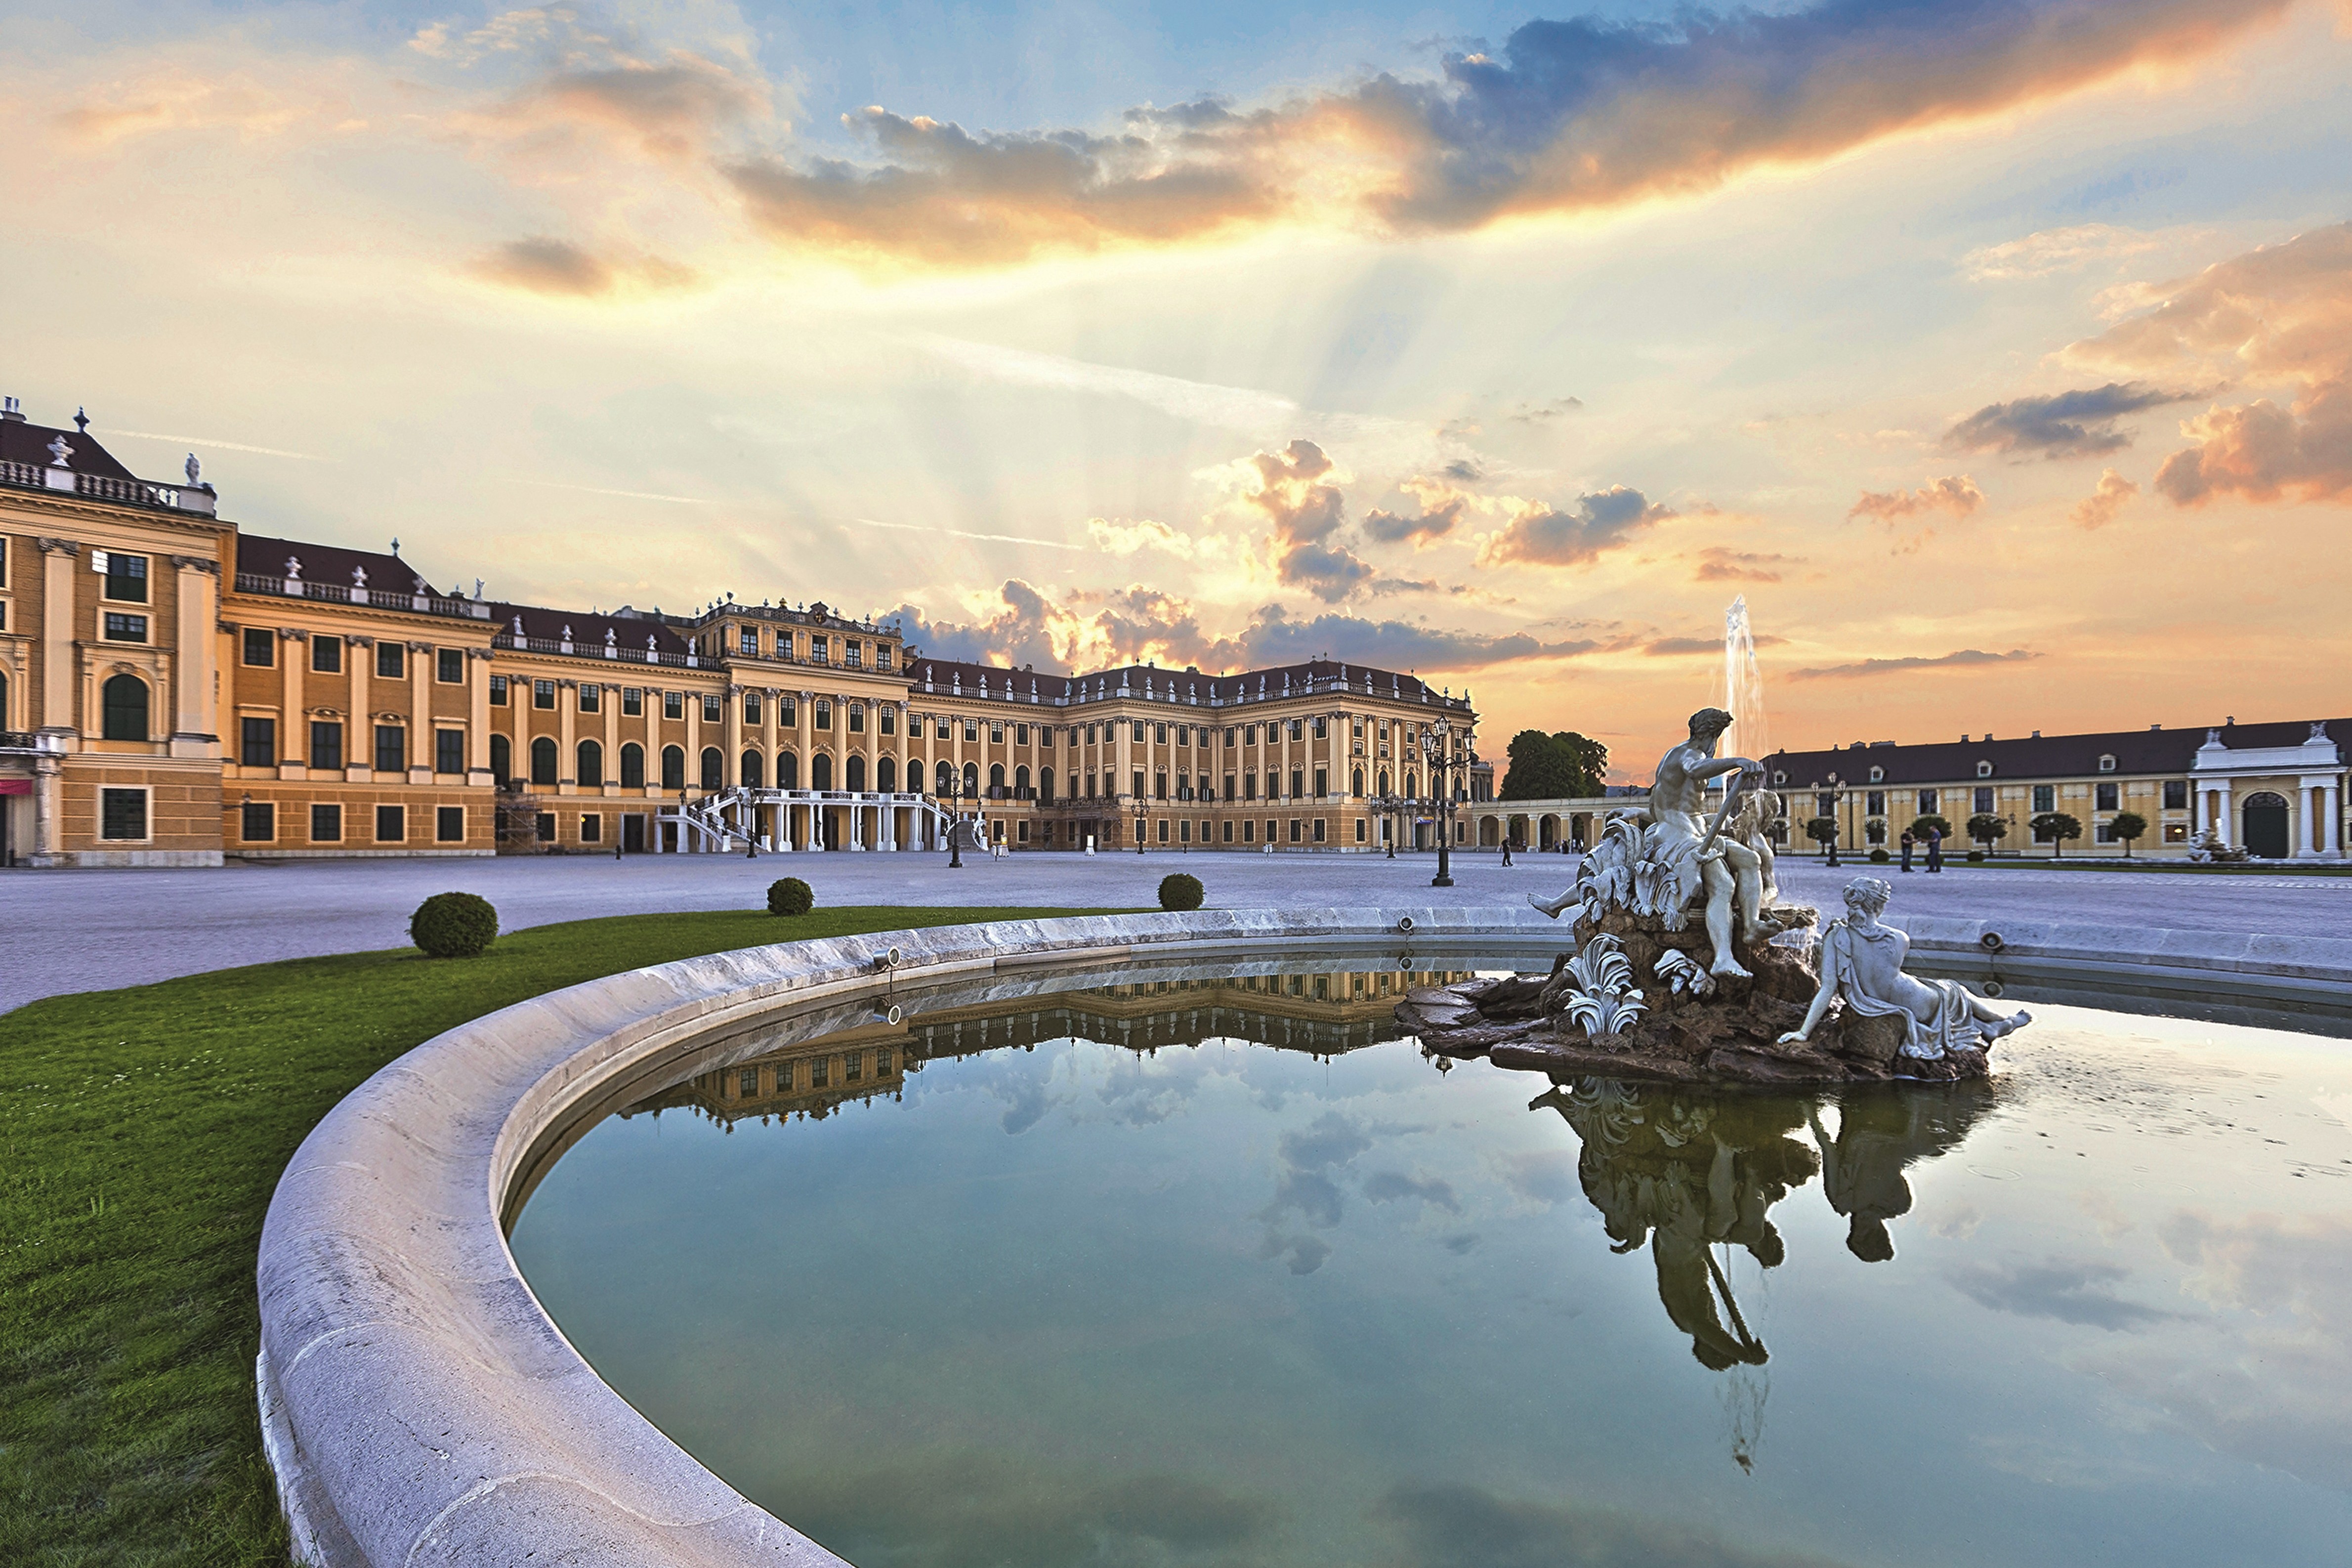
[2242,791,2290,858]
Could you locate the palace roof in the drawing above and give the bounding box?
[1764,718,2350,787]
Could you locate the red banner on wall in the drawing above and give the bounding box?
[0,780,32,796]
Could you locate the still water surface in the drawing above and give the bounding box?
[508,960,2352,1568]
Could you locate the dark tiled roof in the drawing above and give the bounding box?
[493,602,694,656]
[0,418,137,479]
[237,533,434,596]
[908,656,1457,708]
[1764,718,2350,787]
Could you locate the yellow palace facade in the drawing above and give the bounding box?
[0,403,1485,867]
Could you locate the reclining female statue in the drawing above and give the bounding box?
[1781,877,2029,1058]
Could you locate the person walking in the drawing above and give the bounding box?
[1925,826,1944,874]
[1501,839,1514,867]
[1899,831,1915,873]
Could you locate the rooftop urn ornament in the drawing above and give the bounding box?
[512,614,526,635]
[75,406,90,432]
[352,565,368,587]
[647,633,658,650]
[606,628,618,647]
[284,555,303,583]
[184,452,202,485]
[45,433,73,467]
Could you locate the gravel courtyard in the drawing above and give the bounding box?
[4,847,2346,1013]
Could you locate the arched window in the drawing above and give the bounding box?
[989,763,1006,796]
[740,749,763,788]
[661,745,685,790]
[0,670,9,728]
[1039,766,1054,802]
[934,759,954,794]
[101,674,149,741]
[1405,772,1418,798]
[530,736,558,786]
[620,742,645,789]
[963,761,979,795]
[877,757,897,792]
[846,755,866,792]
[577,739,603,788]
[811,753,833,790]
[777,751,798,789]
[1014,765,1031,799]
[491,734,512,786]
[700,747,722,790]
[1352,767,1363,797]
[1379,770,1390,796]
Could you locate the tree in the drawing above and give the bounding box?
[1499,729,1609,801]
[1967,812,2010,851]
[1909,814,1953,844]
[1804,816,1841,860]
[2109,810,2148,858]
[2030,811,2083,858]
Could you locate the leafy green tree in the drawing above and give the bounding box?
[1967,812,2010,850]
[2030,811,2083,858]
[1908,814,1952,843]
[2109,810,2148,858]
[1499,729,1609,800]
[1804,816,1841,858]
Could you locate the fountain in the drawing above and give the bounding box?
[1721,593,1770,766]
[1467,700,2027,1084]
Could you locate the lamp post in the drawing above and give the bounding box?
[944,773,964,868]
[1424,716,1462,889]
[1135,796,1147,854]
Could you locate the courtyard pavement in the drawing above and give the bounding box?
[3,848,2346,1013]
[4,846,2352,1020]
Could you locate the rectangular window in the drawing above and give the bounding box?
[1973,787,1995,814]
[1289,720,1303,741]
[1132,721,1146,743]
[1817,792,1837,817]
[744,692,762,725]
[310,721,343,770]
[877,645,893,671]
[243,628,275,667]
[702,694,722,723]
[533,679,555,710]
[103,552,148,603]
[579,684,600,714]
[1313,767,1328,797]
[1290,769,1304,799]
[846,1050,863,1081]
[103,611,149,643]
[2164,779,2188,810]
[773,1060,795,1093]
[374,725,406,774]
[849,705,866,733]
[579,813,601,843]
[438,648,463,683]
[241,801,275,842]
[375,805,405,842]
[2096,782,2120,812]
[311,802,342,842]
[881,708,896,735]
[940,718,953,739]
[1865,790,1885,816]
[99,788,148,840]
[816,701,833,730]
[436,805,464,842]
[535,812,556,843]
[1354,818,1366,842]
[992,721,1006,743]
[811,635,829,664]
[1155,773,1168,800]
[782,697,798,725]
[1132,769,1145,798]
[312,635,342,673]
[241,716,276,768]
[2033,784,2056,813]
[1313,717,1327,739]
[1244,774,1257,802]
[490,674,507,705]
[435,729,464,775]
[622,687,643,716]
[876,1047,893,1075]
[378,642,405,678]
[811,1056,830,1088]
[739,627,757,656]
[1289,818,1302,843]
[1225,819,1236,843]
[1313,818,1327,842]
[846,641,863,668]
[2095,820,2115,844]
[1917,789,1938,814]
[1242,819,1255,842]
[664,690,683,720]
[963,720,977,742]
[1179,819,1191,843]
[1016,723,1029,744]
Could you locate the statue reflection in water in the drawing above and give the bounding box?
[1531,1076,1995,1468]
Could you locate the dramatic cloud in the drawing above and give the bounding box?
[1363,474,1471,547]
[2069,222,2352,506]
[1234,439,1376,601]
[1086,517,1201,558]
[1691,546,1800,583]
[1643,633,1785,657]
[1477,486,1672,568]
[502,56,769,163]
[2070,467,2139,529]
[1239,604,1596,672]
[721,0,2293,266]
[1846,475,1984,522]
[1790,648,2039,680]
[1943,382,2194,459]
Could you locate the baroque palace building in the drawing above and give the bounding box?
[0,403,1486,867]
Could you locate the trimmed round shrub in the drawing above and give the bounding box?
[767,877,815,917]
[1966,849,1987,862]
[1158,872,1204,912]
[1867,848,1891,864]
[410,891,498,959]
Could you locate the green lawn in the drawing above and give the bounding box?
[0,905,1101,1567]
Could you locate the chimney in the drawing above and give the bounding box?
[0,395,23,423]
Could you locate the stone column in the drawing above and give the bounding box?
[2217,782,2234,847]
[601,685,619,799]
[723,683,743,792]
[2326,779,2344,857]
[279,629,306,773]
[2299,781,2319,859]
[558,680,577,795]
[168,556,219,755]
[347,636,372,778]
[407,641,433,781]
[38,539,79,737]
[33,747,62,860]
[467,651,493,784]
[683,688,702,840]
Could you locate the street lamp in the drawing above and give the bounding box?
[942,772,965,868]
[1423,716,1465,889]
[1135,795,1147,854]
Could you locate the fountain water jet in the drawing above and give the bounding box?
[1722,595,1770,768]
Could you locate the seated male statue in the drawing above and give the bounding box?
[1780,877,2030,1058]
[1534,706,1771,978]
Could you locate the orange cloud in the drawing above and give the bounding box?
[2069,222,2352,506]
[2070,467,2140,528]
[1847,475,1984,522]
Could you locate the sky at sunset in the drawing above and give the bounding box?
[6,0,2350,780]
